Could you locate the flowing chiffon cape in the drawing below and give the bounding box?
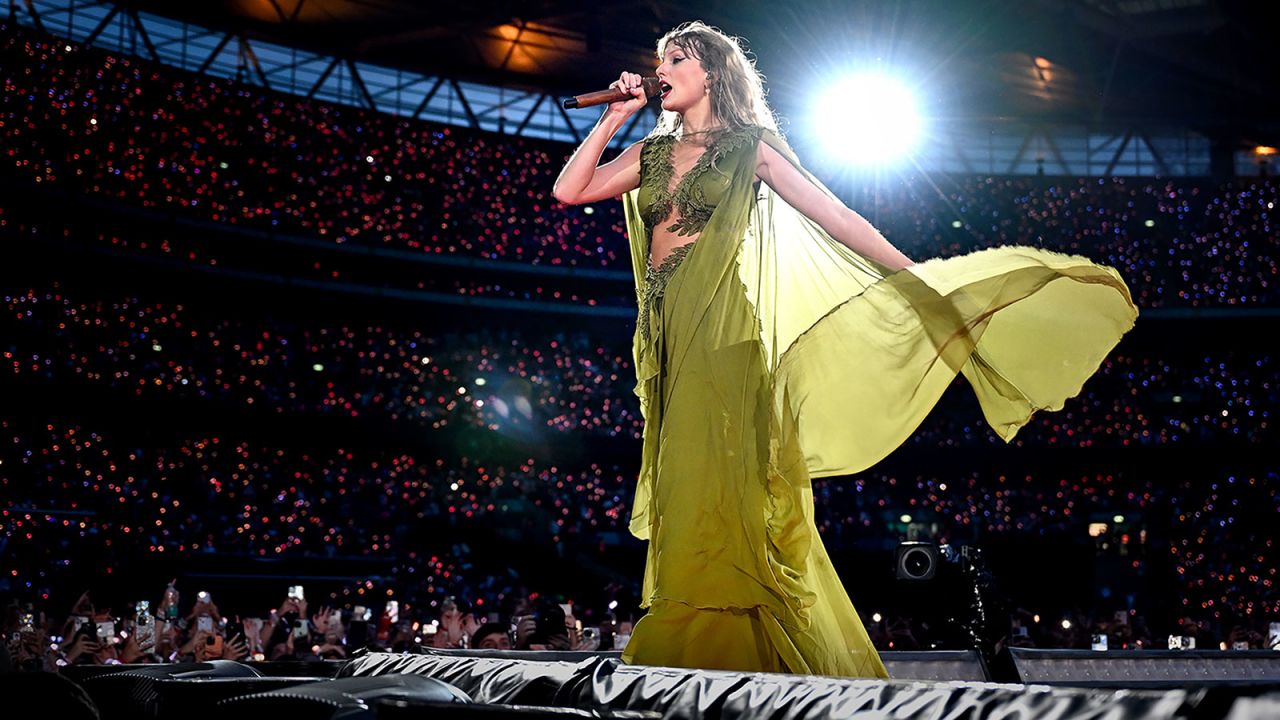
[617,126,1138,675]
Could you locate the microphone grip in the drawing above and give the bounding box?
[563,77,661,110]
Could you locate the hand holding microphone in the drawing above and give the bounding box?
[563,72,662,111]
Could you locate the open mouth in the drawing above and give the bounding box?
[660,82,673,98]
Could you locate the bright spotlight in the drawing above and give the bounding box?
[813,72,922,166]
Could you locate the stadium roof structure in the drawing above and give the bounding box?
[12,0,1275,175]
[95,0,1277,138]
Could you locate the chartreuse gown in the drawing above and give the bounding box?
[616,125,1137,676]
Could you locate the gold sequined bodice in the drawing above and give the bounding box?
[635,128,754,246]
[635,128,756,343]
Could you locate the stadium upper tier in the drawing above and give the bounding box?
[5,286,1273,449]
[2,22,1278,312]
[4,416,1276,620]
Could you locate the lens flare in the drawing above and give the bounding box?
[813,72,922,167]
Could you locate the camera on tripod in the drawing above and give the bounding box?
[895,541,980,581]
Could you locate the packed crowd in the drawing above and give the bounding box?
[4,580,1275,675]
[4,287,644,440]
[871,605,1278,653]
[3,418,1276,638]
[3,583,632,672]
[909,349,1275,448]
[3,462,1276,666]
[0,419,631,563]
[4,24,1280,309]
[815,470,1280,622]
[0,26,629,268]
[856,174,1280,308]
[5,287,1274,447]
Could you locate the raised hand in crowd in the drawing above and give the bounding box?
[311,606,341,637]
[70,591,94,618]
[221,634,250,662]
[512,614,537,650]
[117,633,147,665]
[187,592,223,625]
[179,630,209,660]
[278,595,307,621]
[62,633,101,664]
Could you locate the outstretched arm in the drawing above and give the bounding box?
[755,140,915,272]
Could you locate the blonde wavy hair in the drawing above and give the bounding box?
[651,21,779,137]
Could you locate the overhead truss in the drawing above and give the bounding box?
[9,0,1257,176]
[11,0,658,149]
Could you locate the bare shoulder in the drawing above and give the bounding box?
[753,134,789,184]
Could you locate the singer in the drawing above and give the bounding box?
[553,21,1137,676]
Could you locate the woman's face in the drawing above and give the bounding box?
[656,43,708,114]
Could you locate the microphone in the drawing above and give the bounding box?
[562,77,662,109]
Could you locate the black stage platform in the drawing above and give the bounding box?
[15,648,1280,720]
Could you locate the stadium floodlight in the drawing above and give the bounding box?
[812,72,922,167]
